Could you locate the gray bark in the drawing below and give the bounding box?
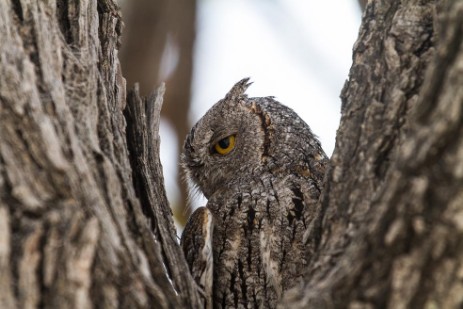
[0,1,200,308]
[0,0,462,308]
[283,0,463,308]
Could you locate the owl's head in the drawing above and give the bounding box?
[182,78,326,199]
[181,78,265,199]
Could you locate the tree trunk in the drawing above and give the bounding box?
[0,0,462,309]
[283,0,463,308]
[0,1,200,308]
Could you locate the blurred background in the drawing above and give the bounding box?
[119,0,363,231]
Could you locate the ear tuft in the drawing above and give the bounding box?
[225,78,252,100]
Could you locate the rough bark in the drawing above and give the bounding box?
[283,0,463,308]
[125,85,202,308]
[0,1,200,308]
[1,0,463,308]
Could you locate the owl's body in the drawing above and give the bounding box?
[181,79,327,308]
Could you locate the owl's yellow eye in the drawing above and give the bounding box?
[213,135,236,155]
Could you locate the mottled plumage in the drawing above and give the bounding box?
[181,79,328,308]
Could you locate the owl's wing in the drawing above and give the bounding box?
[180,206,213,309]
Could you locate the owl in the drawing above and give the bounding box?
[181,78,328,308]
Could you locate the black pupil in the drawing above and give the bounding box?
[218,137,230,149]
